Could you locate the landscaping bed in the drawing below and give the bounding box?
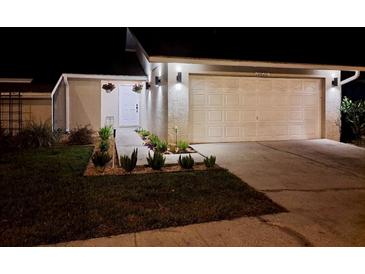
[0,145,286,246]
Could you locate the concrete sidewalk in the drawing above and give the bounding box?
[115,128,205,166]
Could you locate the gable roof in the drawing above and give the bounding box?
[129,28,365,71]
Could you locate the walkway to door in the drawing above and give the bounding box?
[115,128,205,166]
[115,127,150,166]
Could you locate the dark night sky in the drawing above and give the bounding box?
[2,27,365,87]
[131,28,365,66]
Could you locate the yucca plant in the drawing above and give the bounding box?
[139,129,150,138]
[99,126,113,141]
[149,134,160,147]
[92,151,112,168]
[147,151,165,170]
[178,154,195,169]
[204,155,216,168]
[155,139,168,153]
[99,140,109,152]
[177,140,189,152]
[120,148,138,172]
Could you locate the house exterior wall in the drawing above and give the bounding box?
[139,63,168,140]
[1,96,51,129]
[53,79,66,130]
[23,98,52,124]
[165,63,341,143]
[68,78,101,130]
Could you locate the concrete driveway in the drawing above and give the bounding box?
[53,139,365,247]
[192,139,365,246]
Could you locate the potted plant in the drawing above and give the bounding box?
[102,83,116,93]
[132,83,143,93]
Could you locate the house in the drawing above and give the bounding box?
[3,28,365,144]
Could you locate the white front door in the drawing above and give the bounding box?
[119,85,140,127]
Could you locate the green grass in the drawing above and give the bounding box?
[0,146,286,246]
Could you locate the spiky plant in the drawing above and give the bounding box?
[120,148,138,172]
[147,151,165,170]
[178,154,195,169]
[98,126,113,141]
[155,139,168,153]
[177,140,189,152]
[92,151,112,168]
[99,140,109,152]
[204,155,216,168]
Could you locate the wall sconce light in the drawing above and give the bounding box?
[155,76,161,86]
[145,82,151,90]
[332,77,339,87]
[176,72,182,83]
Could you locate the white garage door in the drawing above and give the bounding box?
[189,75,322,143]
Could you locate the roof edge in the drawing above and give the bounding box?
[149,55,365,71]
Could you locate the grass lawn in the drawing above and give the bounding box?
[0,145,286,246]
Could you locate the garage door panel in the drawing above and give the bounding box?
[225,127,240,138]
[242,95,257,106]
[208,111,223,122]
[241,111,257,122]
[191,94,206,106]
[190,75,321,143]
[225,111,240,122]
[225,94,240,106]
[208,94,223,106]
[208,126,224,137]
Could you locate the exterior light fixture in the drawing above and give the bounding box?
[145,82,151,90]
[332,77,339,87]
[155,76,161,86]
[176,72,182,83]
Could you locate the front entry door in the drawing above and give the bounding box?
[119,85,140,127]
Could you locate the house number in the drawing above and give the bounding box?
[255,72,271,78]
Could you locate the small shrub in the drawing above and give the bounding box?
[92,151,112,167]
[17,121,55,148]
[147,151,165,170]
[0,129,17,152]
[53,128,65,144]
[155,139,168,153]
[99,140,109,152]
[139,129,150,138]
[204,155,216,168]
[149,134,160,147]
[178,154,195,169]
[177,140,189,152]
[68,125,93,145]
[340,96,365,141]
[120,148,138,172]
[99,126,112,141]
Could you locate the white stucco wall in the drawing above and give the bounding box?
[165,63,341,143]
[53,79,66,130]
[68,78,101,130]
[139,63,168,141]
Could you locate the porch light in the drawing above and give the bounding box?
[332,77,339,87]
[176,72,182,83]
[145,82,151,90]
[155,76,161,86]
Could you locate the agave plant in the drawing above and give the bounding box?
[178,154,195,169]
[120,148,138,172]
[147,151,165,170]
